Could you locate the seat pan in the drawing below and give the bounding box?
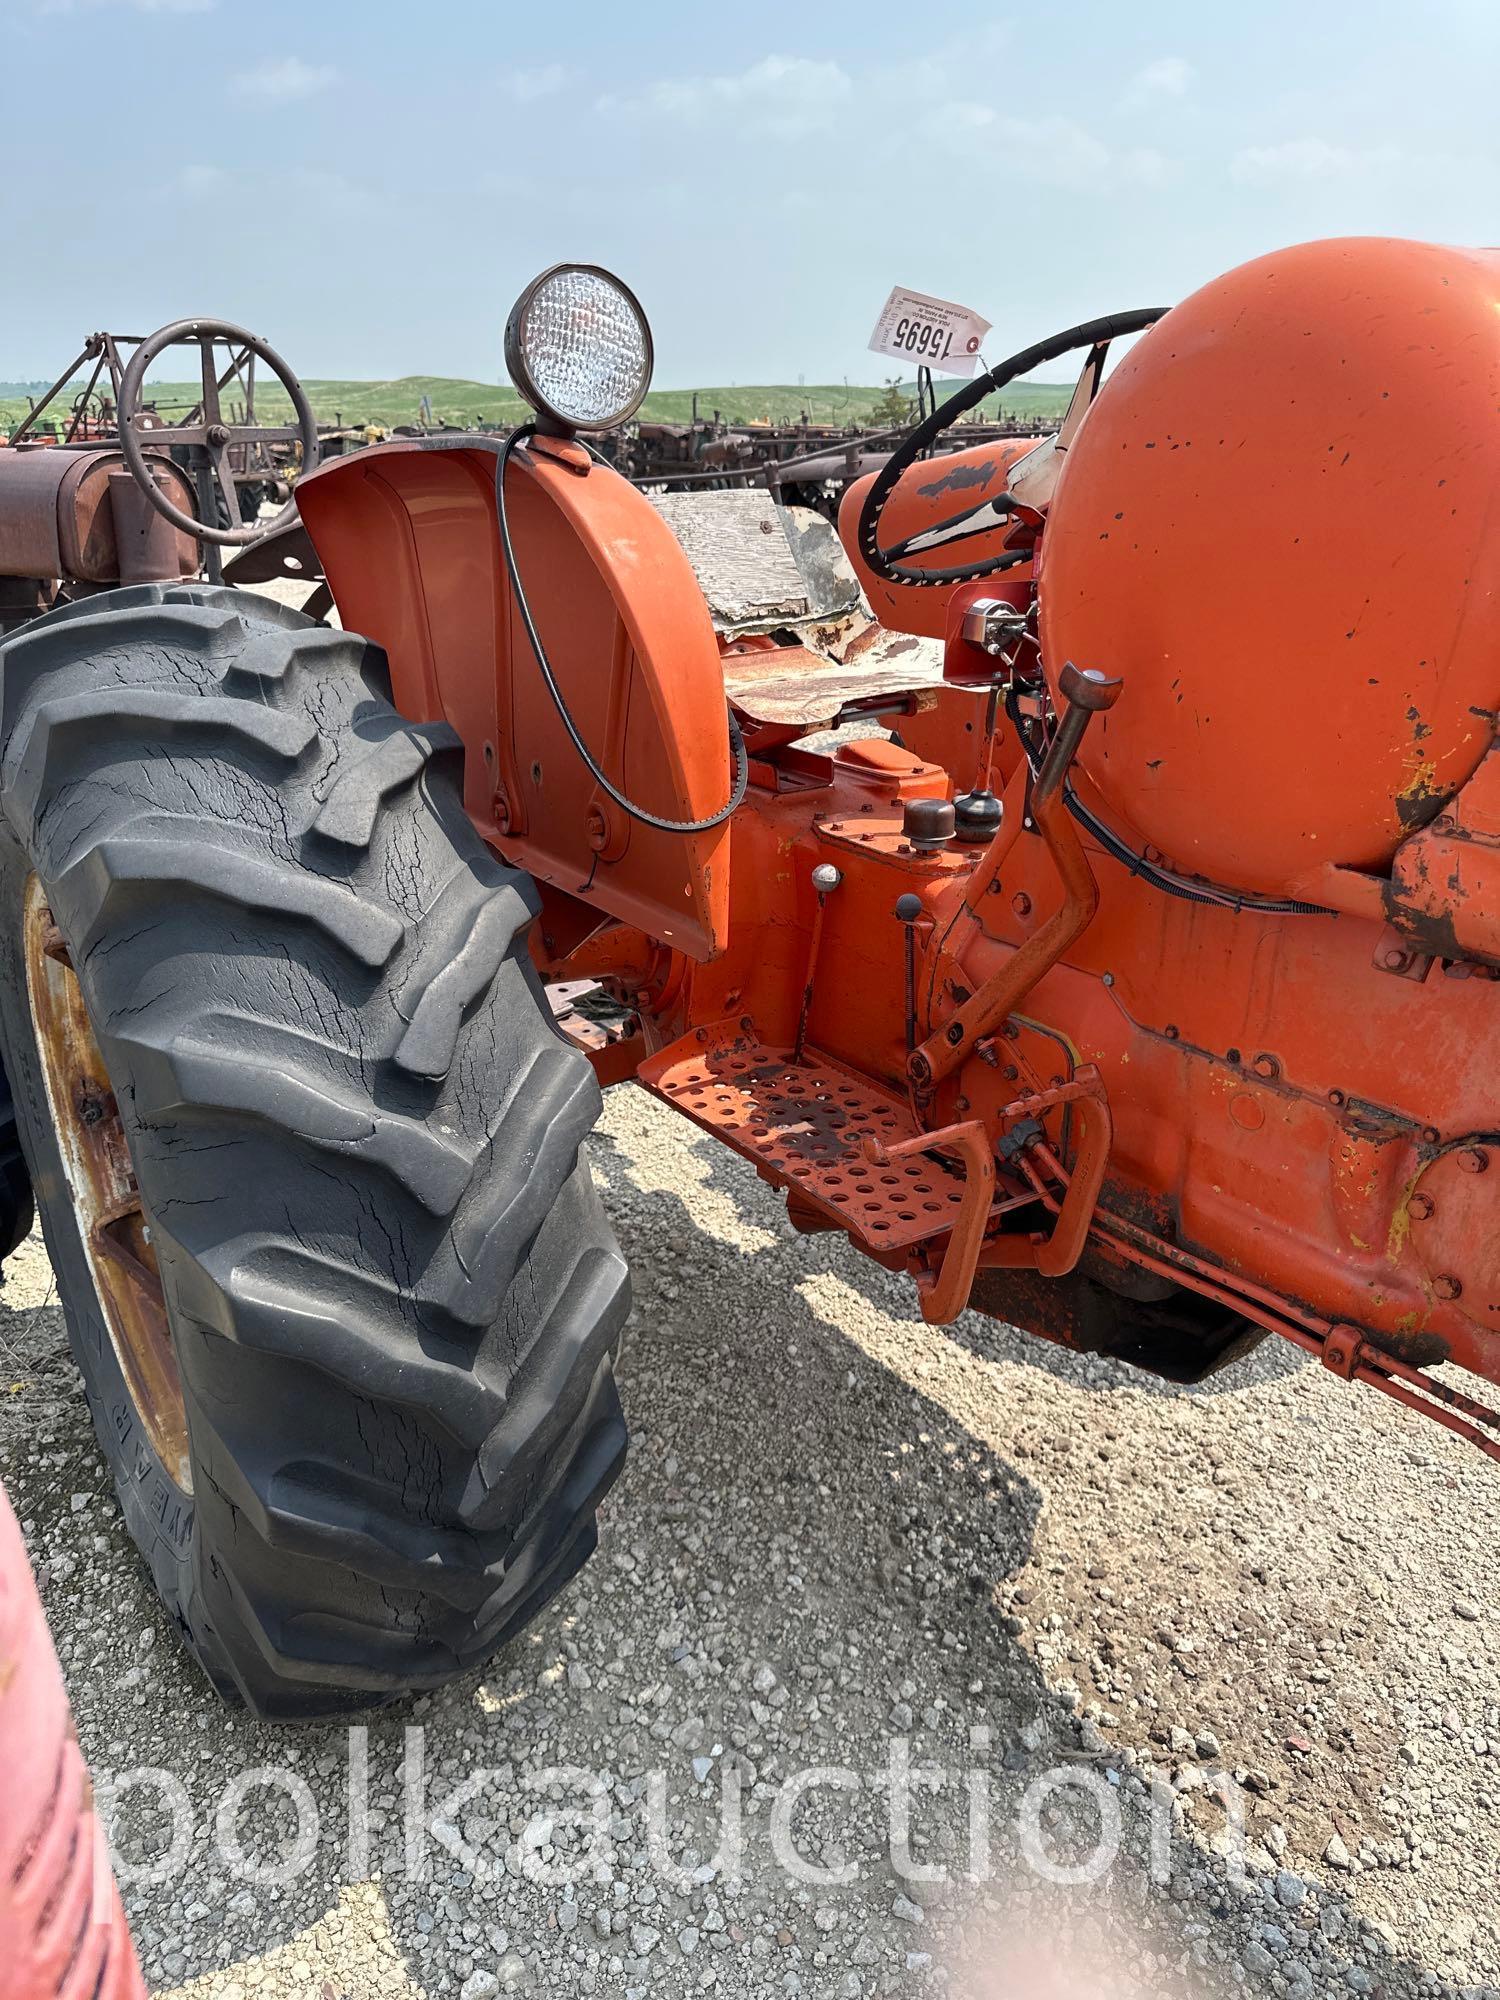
[649,487,944,729]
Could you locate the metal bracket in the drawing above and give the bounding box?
[985,1067,1113,1279]
[862,1118,996,1325]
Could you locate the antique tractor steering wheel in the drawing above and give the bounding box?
[856,306,1170,588]
[117,318,320,549]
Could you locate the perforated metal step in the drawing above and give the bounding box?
[639,1018,967,1250]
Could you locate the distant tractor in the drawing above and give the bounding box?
[0,244,1496,1719]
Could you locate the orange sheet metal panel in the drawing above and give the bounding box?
[297,437,732,958]
[1038,237,1500,899]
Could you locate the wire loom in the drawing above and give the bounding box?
[494,423,749,835]
[1005,683,1335,917]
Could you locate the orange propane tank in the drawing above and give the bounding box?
[1036,237,1500,899]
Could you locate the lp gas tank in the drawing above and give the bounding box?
[1036,237,1500,899]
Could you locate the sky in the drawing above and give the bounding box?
[2,0,1499,388]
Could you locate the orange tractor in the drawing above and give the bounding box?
[0,238,1495,1718]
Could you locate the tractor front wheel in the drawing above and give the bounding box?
[0,584,629,1717]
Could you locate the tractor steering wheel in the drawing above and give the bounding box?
[856,307,1170,589]
[117,318,320,548]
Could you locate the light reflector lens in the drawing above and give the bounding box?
[506,264,653,432]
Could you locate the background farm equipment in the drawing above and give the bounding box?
[597,404,1055,519]
[2,325,313,555]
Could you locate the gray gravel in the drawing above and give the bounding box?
[2,1081,1497,1998]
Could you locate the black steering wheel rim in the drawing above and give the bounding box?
[117,318,320,548]
[856,307,1170,589]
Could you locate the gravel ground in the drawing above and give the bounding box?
[2,1081,1498,2000]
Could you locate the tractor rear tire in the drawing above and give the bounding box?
[0,1067,34,1263]
[0,583,630,1718]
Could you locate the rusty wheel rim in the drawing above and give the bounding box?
[23,874,190,1490]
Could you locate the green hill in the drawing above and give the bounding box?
[2,374,1072,436]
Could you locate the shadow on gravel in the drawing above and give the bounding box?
[939,1273,1313,1403]
[586,1116,1469,2000]
[0,1117,1473,1999]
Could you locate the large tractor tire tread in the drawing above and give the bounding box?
[0,583,629,1717]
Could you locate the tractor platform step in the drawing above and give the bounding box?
[638,1017,968,1251]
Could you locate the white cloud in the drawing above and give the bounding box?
[500,63,567,103]
[601,44,1169,193]
[1119,145,1174,187]
[1229,138,1400,186]
[599,54,852,135]
[233,56,337,101]
[175,162,225,196]
[916,103,1174,193]
[1125,55,1193,102]
[929,104,1110,187]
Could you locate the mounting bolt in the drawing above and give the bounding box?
[1011,891,1032,918]
[1101,972,1115,988]
[1381,948,1409,971]
[1328,1089,1346,1108]
[1433,1274,1463,1300]
[1252,1053,1280,1081]
[1409,1192,1435,1220]
[1458,1147,1489,1175]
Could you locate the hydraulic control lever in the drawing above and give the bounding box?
[909,661,1121,1091]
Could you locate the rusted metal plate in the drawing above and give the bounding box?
[720,644,940,728]
[0,446,69,575]
[59,451,198,582]
[0,444,196,584]
[648,489,820,629]
[639,1017,968,1251]
[647,488,944,725]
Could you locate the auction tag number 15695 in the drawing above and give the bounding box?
[867,286,992,378]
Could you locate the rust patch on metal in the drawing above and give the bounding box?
[639,1017,970,1254]
[914,458,1002,500]
[23,875,187,1489]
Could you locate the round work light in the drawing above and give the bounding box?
[504,264,654,434]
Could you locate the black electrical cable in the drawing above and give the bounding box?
[494,423,749,835]
[857,307,1170,589]
[1004,685,1335,917]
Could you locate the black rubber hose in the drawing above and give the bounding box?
[495,425,749,835]
[1004,686,1334,916]
[857,308,1169,588]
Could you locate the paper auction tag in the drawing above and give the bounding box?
[867,286,991,377]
